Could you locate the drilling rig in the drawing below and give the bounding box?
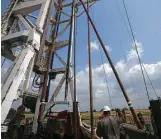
[2,0,161,139]
[1,0,98,137]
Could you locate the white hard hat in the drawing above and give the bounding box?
[103,106,111,111]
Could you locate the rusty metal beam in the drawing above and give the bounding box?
[37,0,61,132]
[87,0,94,138]
[45,40,69,51]
[50,67,66,74]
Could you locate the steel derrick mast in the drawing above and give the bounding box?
[1,0,97,134]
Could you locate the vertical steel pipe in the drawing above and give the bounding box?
[37,0,62,132]
[87,0,94,138]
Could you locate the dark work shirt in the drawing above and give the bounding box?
[96,116,121,139]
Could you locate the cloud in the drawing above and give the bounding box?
[127,40,143,62]
[76,61,161,111]
[105,45,112,52]
[90,41,99,51]
[90,41,112,52]
[74,40,161,111]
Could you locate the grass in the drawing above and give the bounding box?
[80,109,151,126]
[24,109,150,119]
[23,109,151,125]
[80,109,151,120]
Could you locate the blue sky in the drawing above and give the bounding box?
[2,0,161,68]
[1,0,161,110]
[71,0,161,71]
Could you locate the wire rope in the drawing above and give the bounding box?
[121,0,151,100]
[98,44,113,109]
[115,0,158,98]
[114,0,158,99]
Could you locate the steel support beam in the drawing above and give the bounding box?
[53,50,67,66]
[62,0,99,7]
[36,0,53,32]
[22,54,36,94]
[1,30,29,43]
[17,14,33,31]
[1,0,52,124]
[12,0,44,15]
[45,40,69,51]
[43,73,66,117]
[50,68,66,74]
[1,46,35,124]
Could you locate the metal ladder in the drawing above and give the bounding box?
[1,0,19,34]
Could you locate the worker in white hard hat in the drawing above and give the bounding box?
[99,106,111,120]
[96,106,121,139]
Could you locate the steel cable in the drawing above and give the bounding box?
[98,44,113,109]
[114,0,158,99]
[115,0,158,99]
[121,0,151,100]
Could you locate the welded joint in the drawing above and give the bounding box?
[27,29,41,50]
[16,14,33,31]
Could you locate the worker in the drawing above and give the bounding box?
[137,112,151,131]
[96,106,121,139]
[116,109,126,123]
[99,112,105,120]
[137,113,145,126]
[98,106,110,120]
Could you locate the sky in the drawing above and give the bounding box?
[1,0,161,111]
